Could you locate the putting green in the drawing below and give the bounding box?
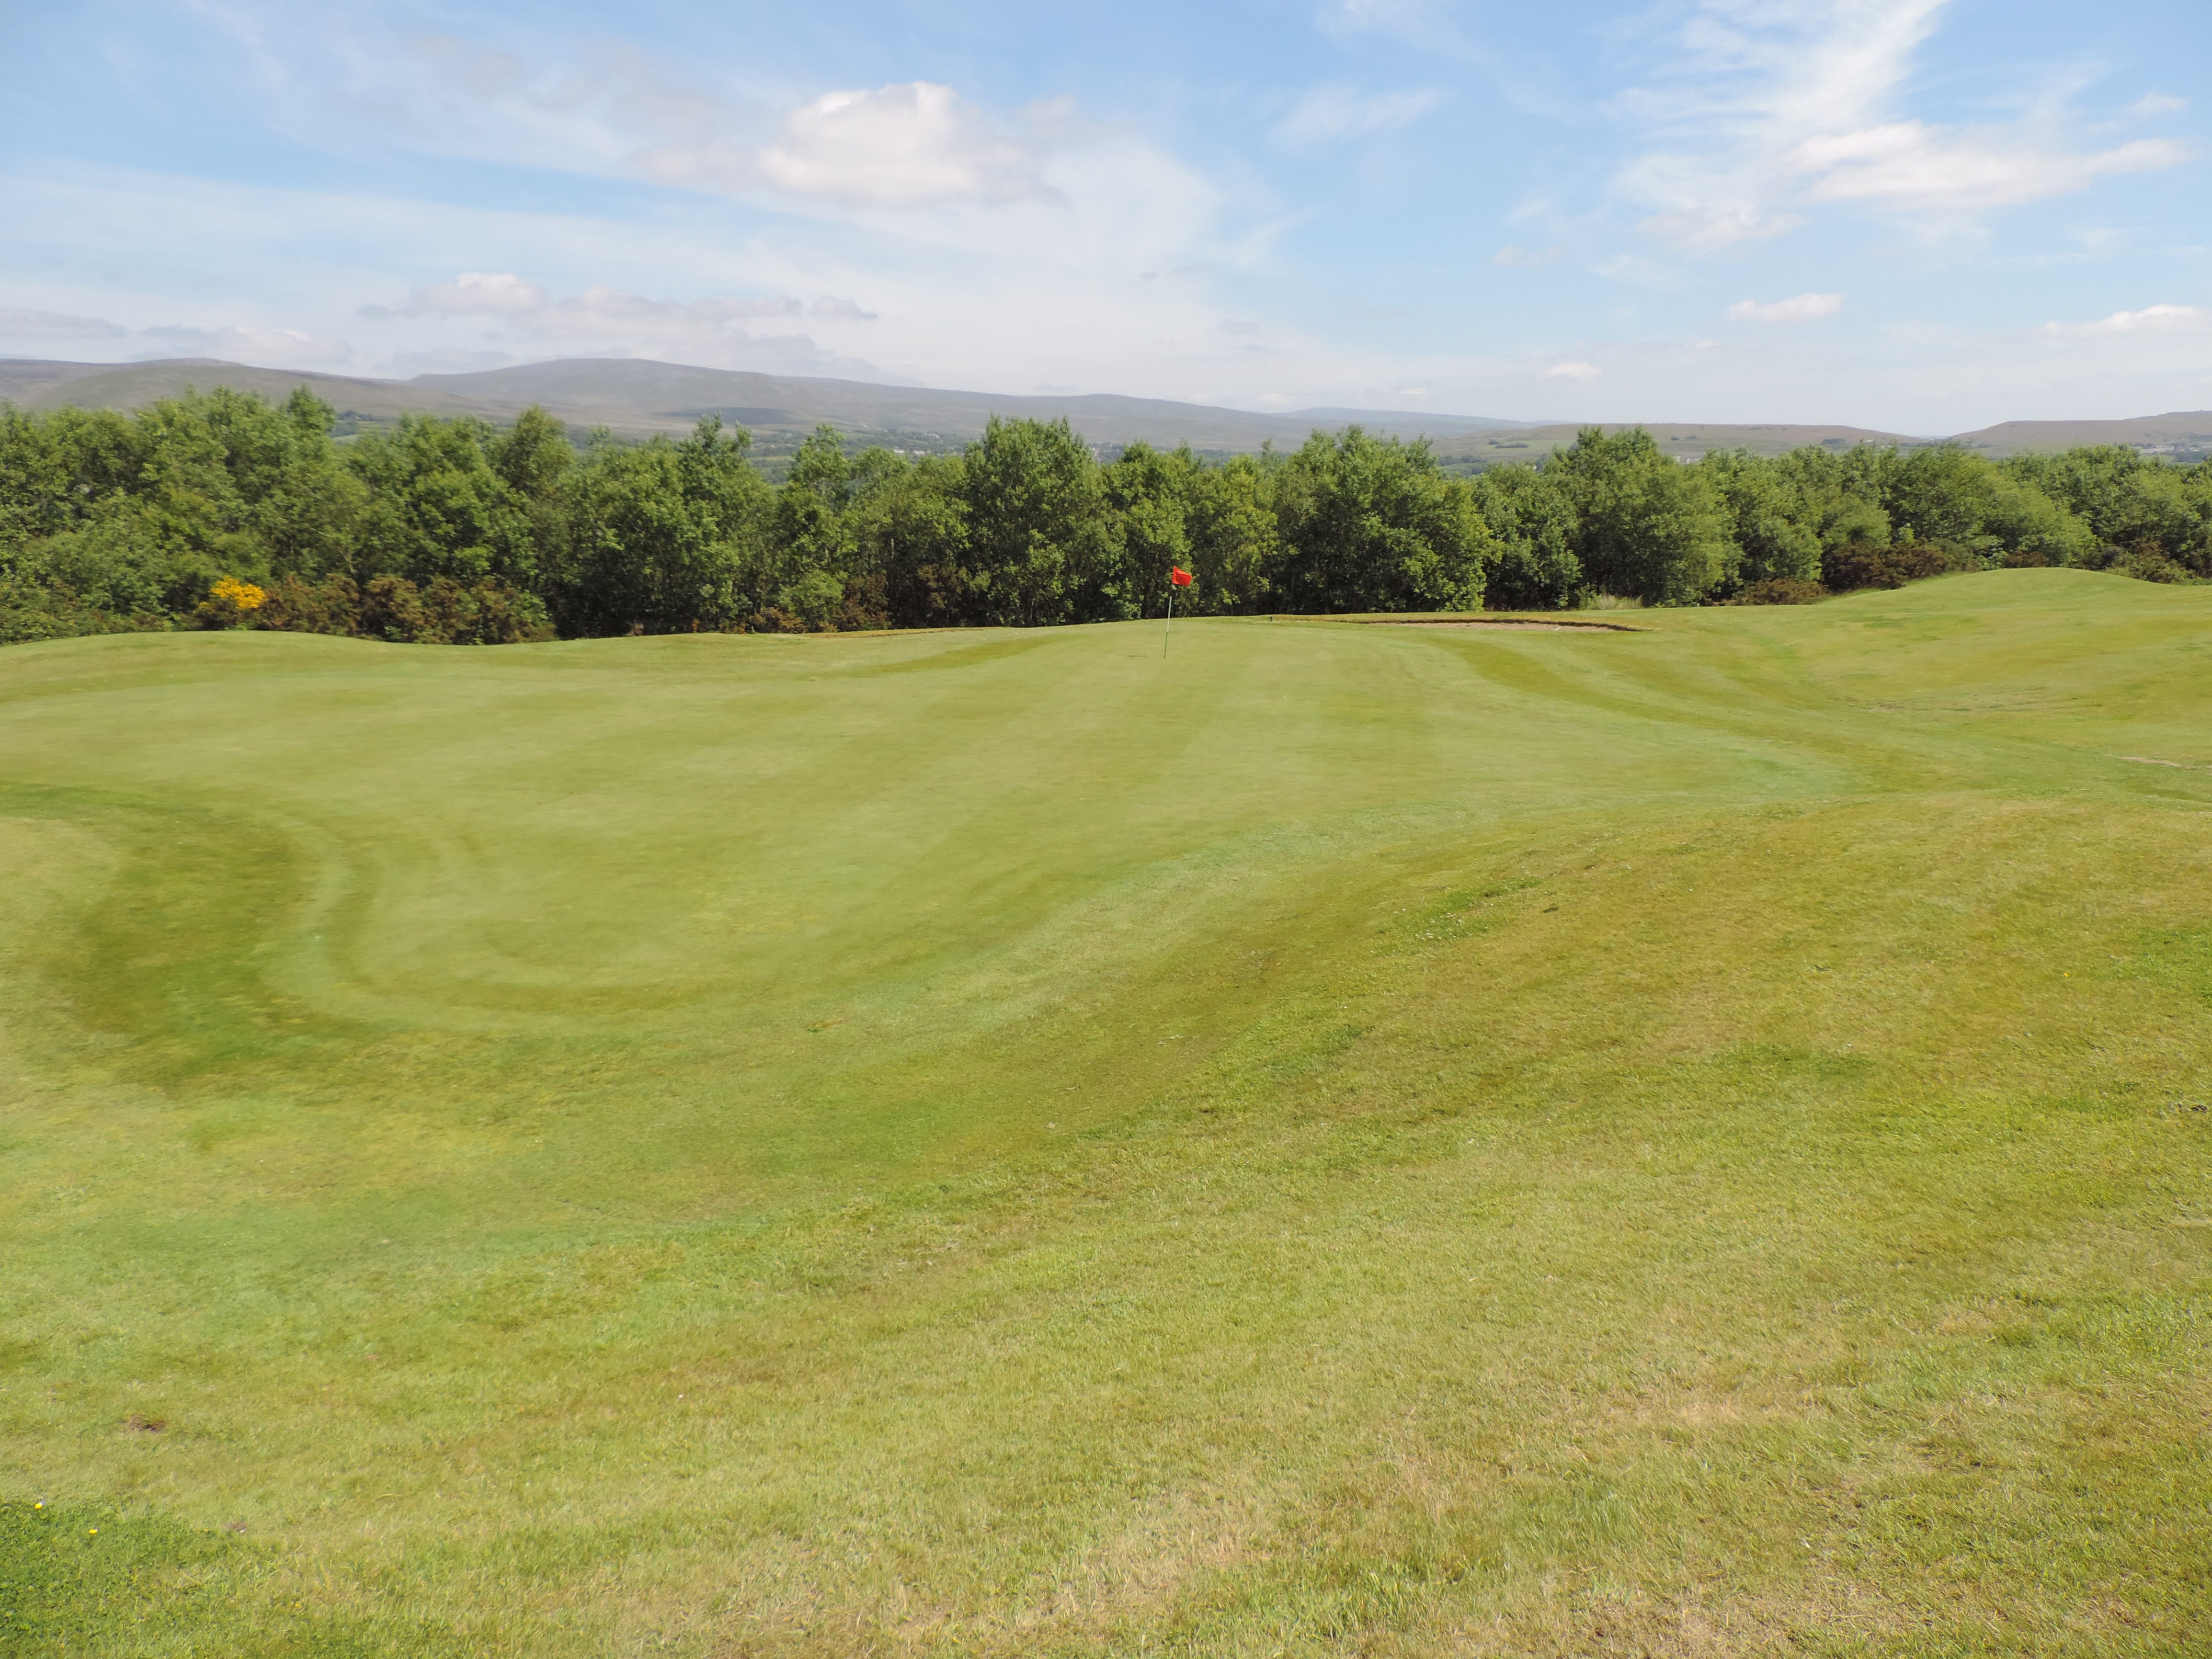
[2,569,2209,1656]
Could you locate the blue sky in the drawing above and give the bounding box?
[2,0,2207,431]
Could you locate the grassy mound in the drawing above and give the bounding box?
[2,569,2209,1656]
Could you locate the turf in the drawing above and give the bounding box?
[1,569,2209,1656]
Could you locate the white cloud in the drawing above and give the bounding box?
[1545,361,1602,381]
[1595,253,1679,288]
[641,81,1059,208]
[366,271,551,318]
[0,307,127,340]
[1791,125,2185,212]
[237,22,1066,217]
[1320,0,1460,50]
[1493,245,1563,267]
[1614,0,2191,252]
[135,324,354,366]
[355,273,884,375]
[1273,86,1442,146]
[1727,292,1844,322]
[2044,303,2207,336]
[365,272,865,328]
[131,15,1276,398]
[1635,205,1802,253]
[5,128,1252,402]
[1315,0,1566,114]
[2129,93,2187,117]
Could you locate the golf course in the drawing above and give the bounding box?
[3,567,2210,1655]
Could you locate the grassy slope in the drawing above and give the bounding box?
[1,570,2209,1656]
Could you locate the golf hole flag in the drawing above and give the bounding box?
[1163,568,1192,656]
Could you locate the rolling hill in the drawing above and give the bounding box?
[0,355,1528,455]
[2,570,2209,1654]
[6,354,2208,463]
[1945,410,2212,458]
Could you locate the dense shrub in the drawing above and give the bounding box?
[1821,539,1964,591]
[1733,578,1829,605]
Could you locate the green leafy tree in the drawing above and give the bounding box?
[1549,428,1734,605]
[959,418,1120,626]
[1698,451,1822,590]
[552,418,769,636]
[2005,447,2211,576]
[346,414,535,588]
[760,425,859,628]
[1470,464,1582,609]
[1884,445,2094,567]
[0,406,143,553]
[1184,454,1282,613]
[852,453,971,628]
[5,381,2205,647]
[1267,427,1490,613]
[1104,442,1200,616]
[490,406,574,502]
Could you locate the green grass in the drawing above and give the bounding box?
[2,568,2209,1656]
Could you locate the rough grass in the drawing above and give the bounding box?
[1,569,2209,1656]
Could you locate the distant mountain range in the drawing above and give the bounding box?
[3,356,2209,465]
[0,356,1528,457]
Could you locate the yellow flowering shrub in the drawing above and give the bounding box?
[194,576,271,630]
[210,577,267,612]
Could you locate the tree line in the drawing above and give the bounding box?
[2,384,2205,646]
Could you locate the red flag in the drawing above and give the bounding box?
[1170,567,1193,587]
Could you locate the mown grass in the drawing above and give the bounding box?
[1,569,2208,1655]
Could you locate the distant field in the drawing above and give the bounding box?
[12,354,2205,462]
[1430,415,2212,468]
[1430,422,1919,469]
[0,357,1523,460]
[3,571,2210,1656]
[1947,412,2212,463]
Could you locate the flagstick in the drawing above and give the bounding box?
[1162,578,1175,658]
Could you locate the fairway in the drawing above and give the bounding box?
[3,569,2210,1655]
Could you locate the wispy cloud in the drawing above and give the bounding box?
[356,273,883,374]
[1595,253,1678,287]
[1545,360,1601,381]
[1273,86,1442,146]
[1614,0,2191,251]
[0,304,348,365]
[228,22,1070,216]
[1791,124,2183,213]
[2043,302,2207,336]
[645,81,1064,208]
[1316,0,1574,117]
[1728,292,1843,322]
[134,323,353,364]
[365,273,874,327]
[0,307,127,340]
[365,272,549,318]
[1320,0,1465,54]
[1493,245,1563,267]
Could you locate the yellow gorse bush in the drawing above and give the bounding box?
[210,577,268,612]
